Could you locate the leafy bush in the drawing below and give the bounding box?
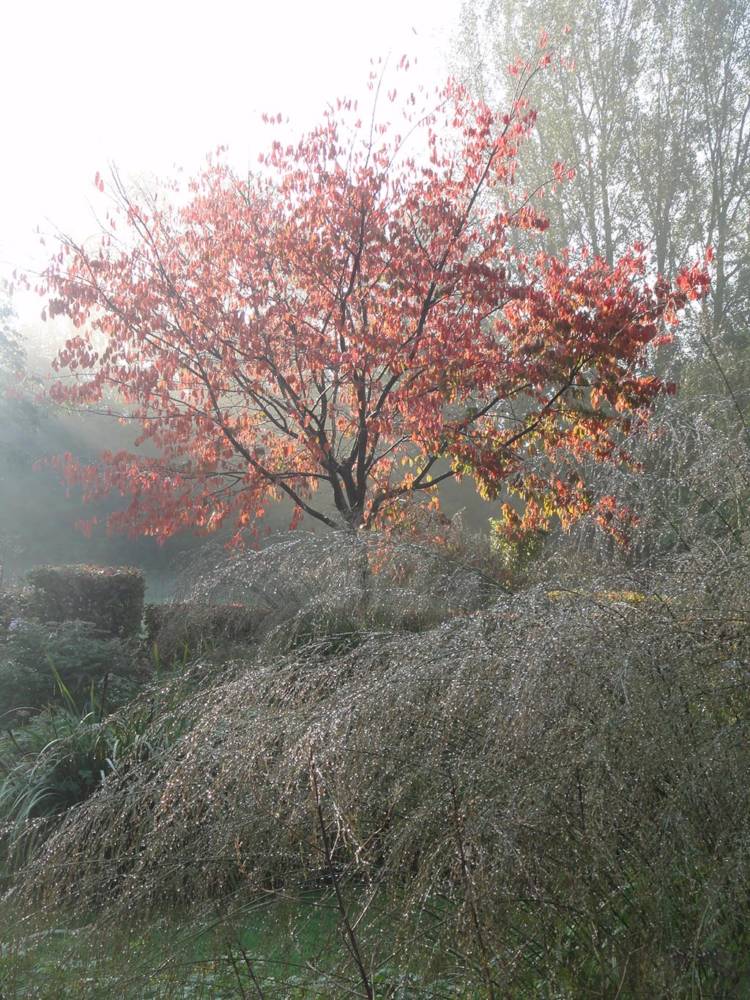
[25,565,145,638]
[0,664,195,879]
[0,619,139,717]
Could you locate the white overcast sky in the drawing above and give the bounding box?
[3,0,463,325]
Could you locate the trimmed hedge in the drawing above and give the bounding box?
[25,565,145,638]
[144,602,259,663]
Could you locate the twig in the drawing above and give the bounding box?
[309,749,374,999]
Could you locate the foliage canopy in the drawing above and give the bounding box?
[39,64,708,541]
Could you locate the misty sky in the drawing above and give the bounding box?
[3,0,461,327]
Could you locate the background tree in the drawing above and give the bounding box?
[457,0,648,262]
[456,0,749,347]
[38,70,707,544]
[0,284,23,386]
[0,286,30,584]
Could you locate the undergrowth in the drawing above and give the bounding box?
[1,530,748,997]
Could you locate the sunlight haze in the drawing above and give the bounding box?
[3,0,461,326]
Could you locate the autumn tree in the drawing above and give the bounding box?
[38,65,708,543]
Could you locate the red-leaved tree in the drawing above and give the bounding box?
[38,64,709,543]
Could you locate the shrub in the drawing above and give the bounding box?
[24,565,145,638]
[0,619,139,717]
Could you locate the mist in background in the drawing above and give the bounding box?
[1,0,474,594]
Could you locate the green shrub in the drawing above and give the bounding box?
[0,619,139,717]
[25,565,145,638]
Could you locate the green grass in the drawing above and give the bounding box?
[0,900,328,999]
[0,895,475,999]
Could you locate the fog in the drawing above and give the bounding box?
[2,0,458,317]
[1,0,465,592]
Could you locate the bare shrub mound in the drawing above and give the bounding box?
[152,530,505,657]
[10,532,750,995]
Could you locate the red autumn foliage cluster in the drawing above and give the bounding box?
[38,66,709,544]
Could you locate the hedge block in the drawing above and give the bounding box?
[25,564,145,637]
[144,601,259,662]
